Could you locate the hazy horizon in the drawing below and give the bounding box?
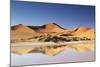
[11,0,95,28]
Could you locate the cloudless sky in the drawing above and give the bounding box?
[11,0,95,28]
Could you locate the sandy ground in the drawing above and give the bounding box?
[11,40,94,46]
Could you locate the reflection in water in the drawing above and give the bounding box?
[11,41,95,66]
[11,50,95,66]
[11,41,94,55]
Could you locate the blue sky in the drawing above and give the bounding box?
[11,0,95,28]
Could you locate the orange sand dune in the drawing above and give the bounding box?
[11,30,34,40]
[73,27,91,34]
[72,28,95,39]
[11,23,95,39]
[37,23,68,33]
[12,24,36,33]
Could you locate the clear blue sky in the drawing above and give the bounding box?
[11,0,95,28]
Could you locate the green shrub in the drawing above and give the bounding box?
[21,39,26,42]
[34,36,38,39]
[73,37,80,41]
[81,37,91,40]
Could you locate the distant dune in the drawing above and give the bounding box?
[11,23,67,33]
[11,23,95,41]
[11,24,36,33]
[73,27,91,34]
[72,28,95,39]
[32,23,68,33]
[11,24,36,40]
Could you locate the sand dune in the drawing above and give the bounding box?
[11,30,34,40]
[11,23,95,43]
[73,27,91,34]
[11,23,95,38]
[12,24,36,33]
[72,28,95,39]
[37,23,67,33]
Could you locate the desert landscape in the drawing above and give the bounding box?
[11,23,95,56]
[11,1,95,66]
[11,23,95,66]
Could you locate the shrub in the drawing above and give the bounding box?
[34,36,38,39]
[81,37,91,40]
[73,37,80,41]
[21,39,26,42]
